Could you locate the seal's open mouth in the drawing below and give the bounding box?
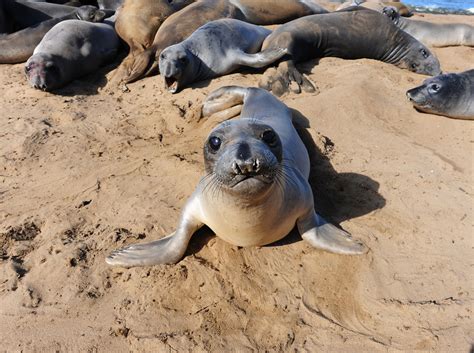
[164,76,179,93]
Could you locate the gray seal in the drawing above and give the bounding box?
[106,86,367,267]
[158,19,287,93]
[406,69,474,120]
[25,17,119,91]
[0,6,108,64]
[259,8,441,96]
[383,6,474,47]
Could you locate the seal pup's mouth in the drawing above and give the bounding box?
[164,76,179,93]
[230,174,274,188]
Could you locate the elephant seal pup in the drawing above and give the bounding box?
[25,18,119,91]
[2,0,78,30]
[106,86,367,267]
[337,1,412,17]
[407,69,474,120]
[383,6,474,47]
[259,8,441,96]
[0,6,107,64]
[159,19,287,93]
[111,0,194,86]
[119,0,328,84]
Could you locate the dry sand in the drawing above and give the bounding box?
[0,11,473,353]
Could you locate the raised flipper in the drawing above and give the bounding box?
[106,198,204,267]
[202,86,249,118]
[233,47,287,69]
[297,210,368,255]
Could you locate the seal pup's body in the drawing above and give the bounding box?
[106,86,367,267]
[407,69,474,120]
[260,8,441,95]
[159,19,286,93]
[383,6,474,47]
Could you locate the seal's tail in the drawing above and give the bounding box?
[121,47,159,84]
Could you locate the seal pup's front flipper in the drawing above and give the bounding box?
[297,211,368,255]
[106,198,204,267]
[233,47,287,69]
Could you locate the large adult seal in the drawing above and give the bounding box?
[159,19,286,93]
[406,69,474,120]
[110,0,194,86]
[383,6,474,47]
[259,8,441,96]
[25,17,119,91]
[117,0,328,84]
[0,6,108,64]
[106,86,367,267]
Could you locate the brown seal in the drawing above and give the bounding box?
[116,0,328,84]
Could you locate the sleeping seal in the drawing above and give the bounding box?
[383,6,474,47]
[25,17,119,91]
[259,8,441,95]
[106,86,367,267]
[0,6,108,64]
[407,69,474,120]
[159,19,287,93]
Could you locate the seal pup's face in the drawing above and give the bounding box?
[203,120,283,198]
[25,54,63,91]
[406,73,462,115]
[402,44,441,76]
[159,45,193,94]
[76,6,107,23]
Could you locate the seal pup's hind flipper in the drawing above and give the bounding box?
[297,211,368,255]
[233,47,287,69]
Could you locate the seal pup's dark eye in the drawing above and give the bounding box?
[25,66,31,73]
[411,63,419,69]
[420,49,429,58]
[179,57,187,65]
[160,53,166,60]
[261,129,277,146]
[429,83,440,92]
[209,136,221,151]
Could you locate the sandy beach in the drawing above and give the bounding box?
[0,10,473,352]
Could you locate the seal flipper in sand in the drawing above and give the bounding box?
[106,86,367,267]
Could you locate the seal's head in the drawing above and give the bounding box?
[406,73,463,115]
[402,43,441,76]
[158,45,194,94]
[204,119,283,198]
[76,5,107,22]
[25,54,63,91]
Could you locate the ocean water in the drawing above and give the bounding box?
[402,0,474,14]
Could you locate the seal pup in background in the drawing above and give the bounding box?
[25,16,119,91]
[116,0,328,84]
[106,86,367,267]
[407,69,474,120]
[259,8,441,96]
[159,19,287,93]
[0,6,108,64]
[337,0,413,16]
[383,6,474,47]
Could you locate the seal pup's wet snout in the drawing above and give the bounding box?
[158,46,191,93]
[204,121,283,196]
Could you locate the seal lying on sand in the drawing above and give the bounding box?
[2,0,78,31]
[383,6,474,47]
[407,69,474,120]
[117,0,328,84]
[0,6,108,64]
[159,19,287,93]
[259,8,441,96]
[25,17,119,91]
[106,86,367,267]
[111,0,194,87]
[337,0,412,17]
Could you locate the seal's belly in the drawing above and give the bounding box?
[201,200,300,247]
